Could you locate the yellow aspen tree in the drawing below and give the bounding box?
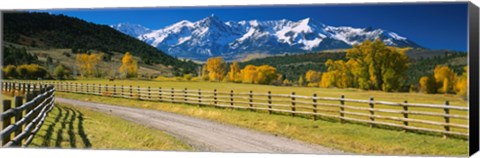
[227,61,241,82]
[206,57,226,81]
[241,65,258,84]
[255,65,277,84]
[119,52,138,78]
[305,70,321,87]
[455,66,468,97]
[433,65,456,94]
[76,53,102,77]
[298,75,305,87]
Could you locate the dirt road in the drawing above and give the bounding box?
[55,98,343,154]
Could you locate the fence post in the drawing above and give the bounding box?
[137,86,140,100]
[148,86,151,100]
[184,88,188,102]
[27,83,31,94]
[249,91,253,111]
[129,85,132,98]
[106,84,109,94]
[214,89,218,106]
[159,87,162,101]
[444,101,450,139]
[29,90,41,138]
[90,83,94,94]
[86,83,89,94]
[198,89,202,107]
[33,84,37,94]
[81,83,83,93]
[26,93,35,127]
[369,97,375,127]
[171,88,175,103]
[403,101,409,127]
[121,85,124,97]
[312,94,317,121]
[291,92,296,117]
[113,85,117,96]
[22,83,26,92]
[75,83,78,93]
[340,95,345,123]
[2,100,12,146]
[230,90,234,108]
[14,96,24,144]
[268,91,272,114]
[99,84,102,95]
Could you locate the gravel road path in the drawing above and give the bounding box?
[56,97,344,154]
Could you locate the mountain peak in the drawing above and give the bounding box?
[113,16,422,61]
[300,17,310,23]
[201,14,222,23]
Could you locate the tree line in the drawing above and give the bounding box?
[200,39,468,97]
[74,52,138,79]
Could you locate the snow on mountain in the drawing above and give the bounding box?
[112,15,422,61]
[110,23,152,38]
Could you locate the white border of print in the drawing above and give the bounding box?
[0,0,477,158]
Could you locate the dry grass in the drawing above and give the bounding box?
[29,103,192,151]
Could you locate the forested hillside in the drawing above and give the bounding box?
[3,12,198,75]
[240,53,345,81]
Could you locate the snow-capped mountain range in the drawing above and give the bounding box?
[111,14,422,61]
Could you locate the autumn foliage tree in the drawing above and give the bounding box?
[433,65,456,94]
[6,64,49,79]
[241,65,257,84]
[76,53,103,77]
[418,65,466,96]
[305,70,321,87]
[3,65,17,79]
[239,65,278,85]
[341,39,410,91]
[119,52,138,78]
[320,59,354,88]
[455,66,468,97]
[419,76,437,94]
[227,61,241,82]
[255,65,277,84]
[205,57,226,82]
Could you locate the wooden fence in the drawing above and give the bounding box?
[1,82,56,147]
[7,81,470,138]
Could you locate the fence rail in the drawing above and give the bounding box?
[1,82,56,147]
[6,81,469,138]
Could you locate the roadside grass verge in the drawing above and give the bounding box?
[56,92,468,156]
[29,102,193,151]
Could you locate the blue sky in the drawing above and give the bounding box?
[43,2,468,51]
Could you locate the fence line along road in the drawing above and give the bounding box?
[7,81,470,138]
[1,82,55,147]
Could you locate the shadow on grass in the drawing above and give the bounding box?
[35,106,91,148]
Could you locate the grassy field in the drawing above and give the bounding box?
[28,103,192,151]
[55,92,468,156]
[51,79,467,106]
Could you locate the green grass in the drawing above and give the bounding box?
[29,103,193,151]
[56,92,468,156]
[50,79,468,106]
